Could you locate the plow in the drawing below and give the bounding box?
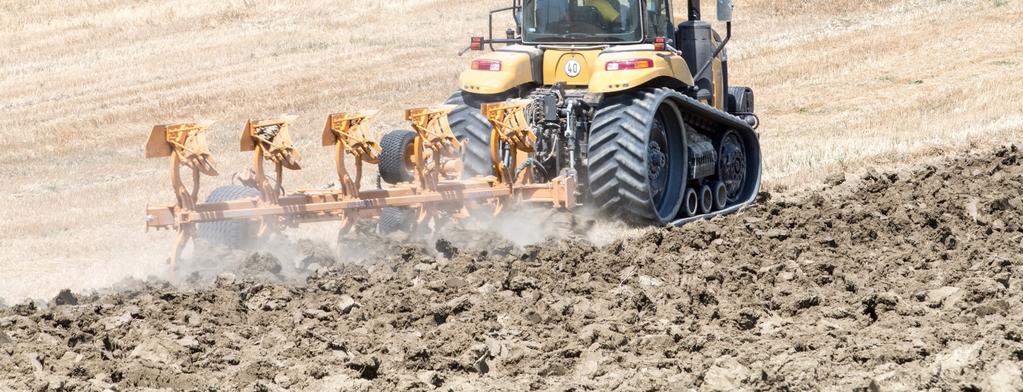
[145,0,763,269]
[145,105,577,269]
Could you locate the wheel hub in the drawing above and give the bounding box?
[718,132,747,202]
[648,122,669,200]
[648,142,667,181]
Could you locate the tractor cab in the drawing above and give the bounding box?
[520,0,672,44]
[460,0,734,105]
[523,0,642,43]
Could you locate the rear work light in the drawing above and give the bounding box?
[654,37,667,51]
[470,37,484,51]
[605,59,654,71]
[471,59,502,72]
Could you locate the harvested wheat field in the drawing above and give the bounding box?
[2,0,1023,390]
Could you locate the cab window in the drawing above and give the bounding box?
[645,0,671,39]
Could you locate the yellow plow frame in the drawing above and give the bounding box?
[145,106,577,270]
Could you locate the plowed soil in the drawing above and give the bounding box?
[2,146,1023,391]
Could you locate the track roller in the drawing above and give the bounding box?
[683,188,699,217]
[713,182,728,210]
[699,184,714,214]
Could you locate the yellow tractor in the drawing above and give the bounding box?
[423,0,761,225]
[143,0,760,267]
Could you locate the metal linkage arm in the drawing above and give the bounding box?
[144,122,220,270]
[145,122,219,210]
[404,106,463,191]
[405,105,461,155]
[241,117,302,203]
[481,100,537,184]
[322,112,382,198]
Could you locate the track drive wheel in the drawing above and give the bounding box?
[717,130,749,203]
[379,130,417,184]
[198,185,261,249]
[445,91,513,177]
[587,87,688,224]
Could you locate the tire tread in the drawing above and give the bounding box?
[587,87,685,224]
[198,185,261,248]
[379,130,417,184]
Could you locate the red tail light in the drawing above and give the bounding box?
[470,37,484,51]
[605,59,654,71]
[471,59,502,72]
[654,37,666,51]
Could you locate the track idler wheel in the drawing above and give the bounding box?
[712,182,728,211]
[717,130,749,203]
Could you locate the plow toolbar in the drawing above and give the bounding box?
[145,106,577,270]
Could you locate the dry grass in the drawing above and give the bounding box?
[1,0,1021,302]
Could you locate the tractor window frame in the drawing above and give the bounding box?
[520,0,648,45]
[644,0,673,41]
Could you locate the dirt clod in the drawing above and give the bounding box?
[51,289,78,306]
[825,172,846,186]
[241,252,283,278]
[435,238,459,259]
[347,355,380,380]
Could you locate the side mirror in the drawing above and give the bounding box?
[717,0,733,22]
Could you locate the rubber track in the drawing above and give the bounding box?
[587,88,681,224]
[667,92,763,226]
[588,87,763,226]
[445,92,495,177]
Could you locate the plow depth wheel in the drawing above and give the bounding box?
[379,130,417,184]
[378,207,416,235]
[197,185,261,249]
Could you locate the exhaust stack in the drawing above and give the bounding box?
[688,0,701,21]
